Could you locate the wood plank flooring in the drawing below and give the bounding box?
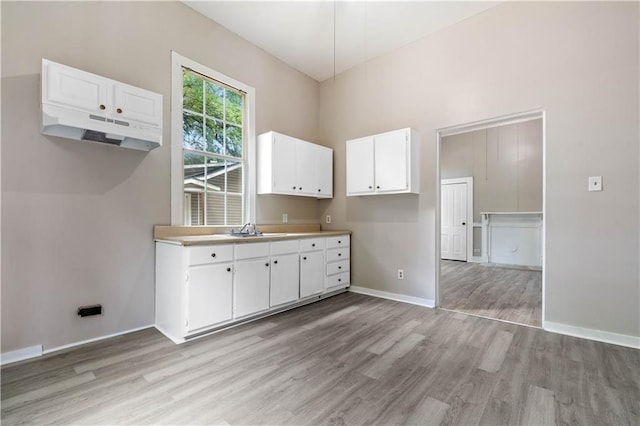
[440,260,542,327]
[2,292,638,425]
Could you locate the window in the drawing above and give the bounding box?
[171,53,255,226]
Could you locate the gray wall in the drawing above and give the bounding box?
[441,119,543,223]
[1,1,321,352]
[318,1,639,338]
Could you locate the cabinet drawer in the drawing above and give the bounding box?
[271,239,299,255]
[235,242,270,260]
[188,245,234,266]
[326,235,350,249]
[300,238,324,252]
[326,272,349,288]
[326,260,350,276]
[326,247,349,262]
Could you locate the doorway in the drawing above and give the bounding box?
[436,110,545,328]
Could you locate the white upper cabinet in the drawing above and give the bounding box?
[257,131,333,198]
[43,59,162,128]
[346,128,420,196]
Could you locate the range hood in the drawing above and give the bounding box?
[41,59,163,152]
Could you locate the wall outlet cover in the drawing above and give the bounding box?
[588,176,603,192]
[326,215,331,224]
[397,269,404,280]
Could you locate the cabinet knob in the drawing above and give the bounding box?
[226,267,231,272]
[116,108,123,114]
[338,278,342,282]
[318,189,321,192]
[312,243,315,247]
[462,222,466,225]
[99,104,106,110]
[274,260,278,264]
[303,256,307,260]
[338,266,342,269]
[293,186,297,190]
[368,186,372,189]
[338,253,342,257]
[299,187,303,191]
[211,253,216,258]
[265,262,270,267]
[376,186,380,189]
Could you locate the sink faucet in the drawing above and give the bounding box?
[234,223,261,235]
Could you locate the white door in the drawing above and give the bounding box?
[316,145,333,198]
[234,258,270,318]
[441,182,468,261]
[113,82,163,126]
[45,61,108,113]
[374,129,408,193]
[300,251,324,297]
[186,263,233,332]
[270,253,300,306]
[346,136,375,195]
[295,140,316,196]
[272,134,297,194]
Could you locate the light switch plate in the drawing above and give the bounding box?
[282,213,288,223]
[588,176,602,192]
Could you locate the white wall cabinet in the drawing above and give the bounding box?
[258,131,333,198]
[43,59,163,128]
[346,128,419,196]
[155,234,351,344]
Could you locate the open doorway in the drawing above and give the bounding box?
[436,111,545,328]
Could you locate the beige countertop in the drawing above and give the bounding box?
[154,225,351,246]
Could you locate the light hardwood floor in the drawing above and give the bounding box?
[440,260,542,327]
[2,293,638,425]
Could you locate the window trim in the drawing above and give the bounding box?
[171,51,256,226]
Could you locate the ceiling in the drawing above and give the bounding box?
[184,1,502,82]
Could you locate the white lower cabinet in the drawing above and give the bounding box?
[186,263,233,333]
[155,234,351,344]
[234,258,271,318]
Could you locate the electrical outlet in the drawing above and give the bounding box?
[326,215,332,224]
[397,269,404,280]
[588,176,603,192]
[282,213,288,223]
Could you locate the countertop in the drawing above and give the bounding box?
[154,225,351,246]
[154,226,351,246]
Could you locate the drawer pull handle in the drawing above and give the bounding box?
[265,262,270,267]
[338,278,342,282]
[116,108,123,114]
[338,240,341,244]
[318,189,321,192]
[303,256,307,260]
[293,186,296,190]
[312,243,316,247]
[368,186,372,189]
[376,186,380,189]
[226,267,231,272]
[274,260,278,264]
[338,266,342,269]
[99,104,106,110]
[299,187,303,191]
[338,253,342,257]
[211,253,216,258]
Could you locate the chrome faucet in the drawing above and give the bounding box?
[232,223,262,236]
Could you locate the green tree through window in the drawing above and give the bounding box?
[182,69,244,226]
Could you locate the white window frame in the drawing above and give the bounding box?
[171,52,256,225]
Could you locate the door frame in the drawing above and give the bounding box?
[441,177,474,262]
[434,108,546,326]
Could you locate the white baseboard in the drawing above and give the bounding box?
[1,324,154,366]
[1,344,43,365]
[349,286,435,308]
[544,321,640,349]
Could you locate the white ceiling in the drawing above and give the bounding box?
[184,1,501,82]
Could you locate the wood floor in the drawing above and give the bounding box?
[2,293,638,425]
[440,260,542,327]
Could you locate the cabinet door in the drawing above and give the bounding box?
[374,129,409,193]
[234,258,270,318]
[44,60,108,113]
[113,82,162,126]
[316,145,333,198]
[272,133,297,194]
[296,141,316,196]
[270,254,300,307]
[186,263,233,333]
[300,251,324,298]
[346,136,375,195]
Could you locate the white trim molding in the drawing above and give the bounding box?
[349,286,435,308]
[544,321,640,349]
[0,325,154,366]
[1,344,43,366]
